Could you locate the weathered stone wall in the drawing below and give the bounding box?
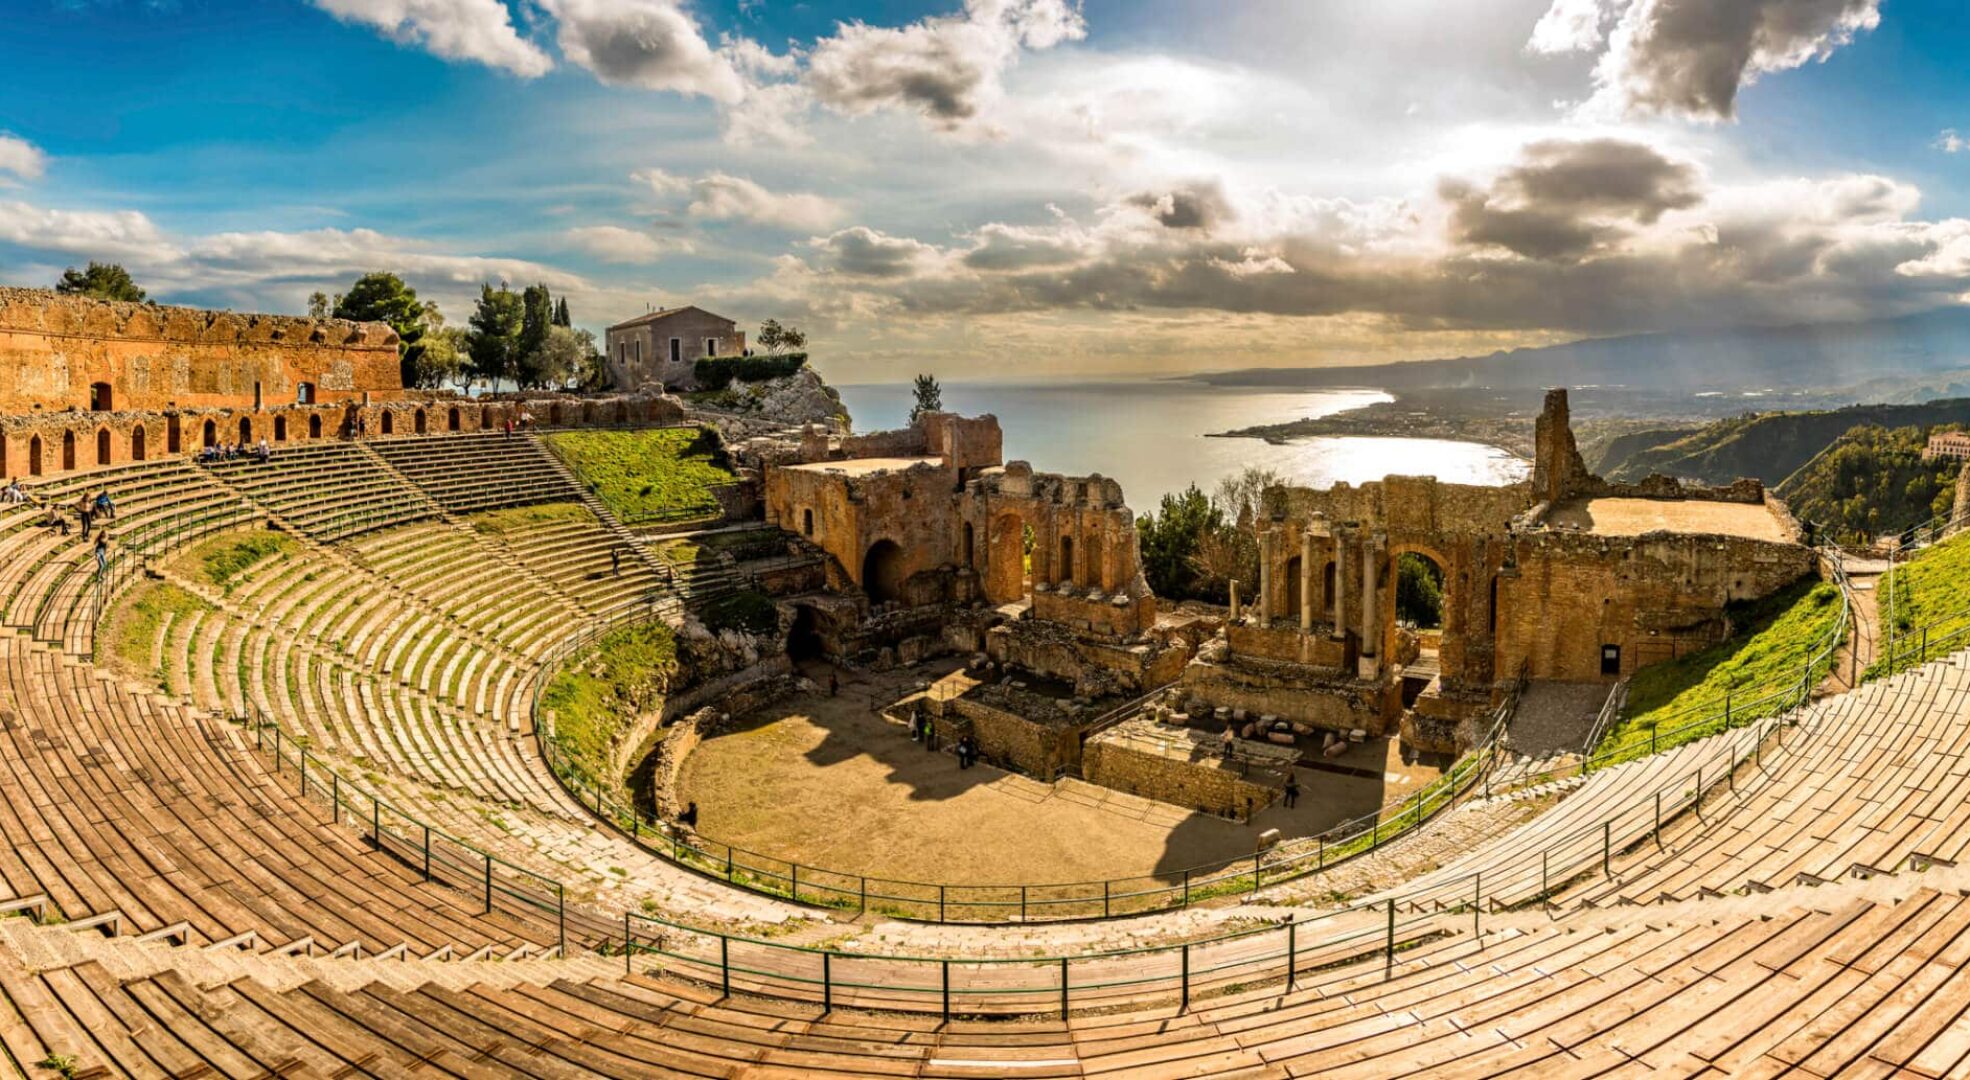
[1082,733,1277,821]
[945,697,1082,778]
[979,616,1190,697]
[0,389,689,479]
[1497,530,1816,681]
[0,288,402,413]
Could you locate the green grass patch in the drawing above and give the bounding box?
[541,621,679,784]
[542,428,736,525]
[1866,530,1970,680]
[103,582,212,689]
[468,501,593,536]
[179,530,294,593]
[1598,577,1844,759]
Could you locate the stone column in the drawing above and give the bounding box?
[1257,530,1272,625]
[1300,531,1315,631]
[1360,533,1381,664]
[1332,530,1349,641]
[1229,579,1241,622]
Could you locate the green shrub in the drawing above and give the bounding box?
[198,532,293,592]
[693,353,807,390]
[542,427,736,524]
[703,588,778,636]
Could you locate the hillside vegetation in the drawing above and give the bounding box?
[542,427,736,525]
[1597,578,1844,761]
[541,621,679,785]
[1867,531,1970,681]
[1598,399,1970,485]
[1774,425,1961,543]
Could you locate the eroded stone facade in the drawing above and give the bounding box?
[0,288,403,414]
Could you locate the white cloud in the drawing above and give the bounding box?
[805,0,1085,131]
[0,135,47,183]
[1937,129,1968,154]
[309,0,552,77]
[685,173,842,231]
[0,201,178,263]
[540,0,745,101]
[1538,0,1883,119]
[631,167,691,196]
[561,224,672,263]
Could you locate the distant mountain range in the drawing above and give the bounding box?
[1193,307,1970,394]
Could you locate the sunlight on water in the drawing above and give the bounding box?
[831,379,1530,507]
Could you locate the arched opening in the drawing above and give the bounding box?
[414,409,427,435]
[381,411,395,435]
[1284,554,1303,618]
[274,416,288,441]
[801,508,814,536]
[787,605,825,662]
[130,425,146,461]
[0,436,7,478]
[61,431,75,471]
[963,522,976,568]
[1489,574,1500,637]
[89,382,112,411]
[447,407,460,432]
[296,382,315,405]
[1323,561,1338,619]
[549,404,563,426]
[1395,552,1446,631]
[202,420,217,448]
[1058,535,1076,586]
[308,414,322,439]
[166,416,181,454]
[95,428,111,465]
[238,417,252,444]
[480,406,493,429]
[862,539,907,605]
[28,436,42,476]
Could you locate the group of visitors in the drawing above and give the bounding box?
[21,484,117,547]
[909,705,938,750]
[500,411,537,439]
[954,734,979,769]
[197,438,272,464]
[75,489,115,537]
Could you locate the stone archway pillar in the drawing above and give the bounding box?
[1300,532,1315,631]
[1359,532,1384,678]
[1256,530,1272,624]
[1332,529,1350,642]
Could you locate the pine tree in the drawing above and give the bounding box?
[910,373,942,423]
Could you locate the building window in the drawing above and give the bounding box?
[296,382,316,405]
[705,338,717,357]
[802,508,814,536]
[89,382,112,411]
[1601,644,1621,677]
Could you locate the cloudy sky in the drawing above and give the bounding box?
[2,0,1966,381]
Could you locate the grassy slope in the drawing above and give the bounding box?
[178,531,296,594]
[542,428,735,525]
[540,621,679,785]
[468,501,593,536]
[1867,531,1970,680]
[102,582,212,692]
[1597,577,1845,759]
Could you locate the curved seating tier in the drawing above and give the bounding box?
[370,431,584,516]
[202,441,433,541]
[4,880,1968,1078]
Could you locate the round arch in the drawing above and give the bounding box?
[861,539,907,606]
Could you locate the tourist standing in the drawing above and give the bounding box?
[1283,772,1300,809]
[678,801,699,830]
[76,493,94,538]
[93,532,110,575]
[611,548,622,576]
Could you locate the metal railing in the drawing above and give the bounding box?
[1871,507,1970,681]
[237,708,576,956]
[531,616,1527,924]
[36,496,259,655]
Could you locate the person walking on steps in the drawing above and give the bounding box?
[611,548,622,576]
[93,532,110,575]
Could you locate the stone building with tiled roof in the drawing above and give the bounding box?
[604,305,744,390]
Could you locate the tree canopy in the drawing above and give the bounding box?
[757,319,807,354]
[465,284,525,390]
[910,373,942,422]
[466,282,597,390]
[332,272,429,389]
[55,261,145,302]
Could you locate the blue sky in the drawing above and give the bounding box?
[1,0,1966,380]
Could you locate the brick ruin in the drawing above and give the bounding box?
[764,387,1817,810]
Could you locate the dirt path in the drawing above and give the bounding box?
[1822,556,1885,695]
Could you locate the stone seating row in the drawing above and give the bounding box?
[3,877,1966,1078]
[0,633,562,959]
[370,431,584,517]
[202,441,435,540]
[1567,653,1970,905]
[469,503,665,621]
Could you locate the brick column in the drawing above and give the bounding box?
[1360,533,1382,667]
